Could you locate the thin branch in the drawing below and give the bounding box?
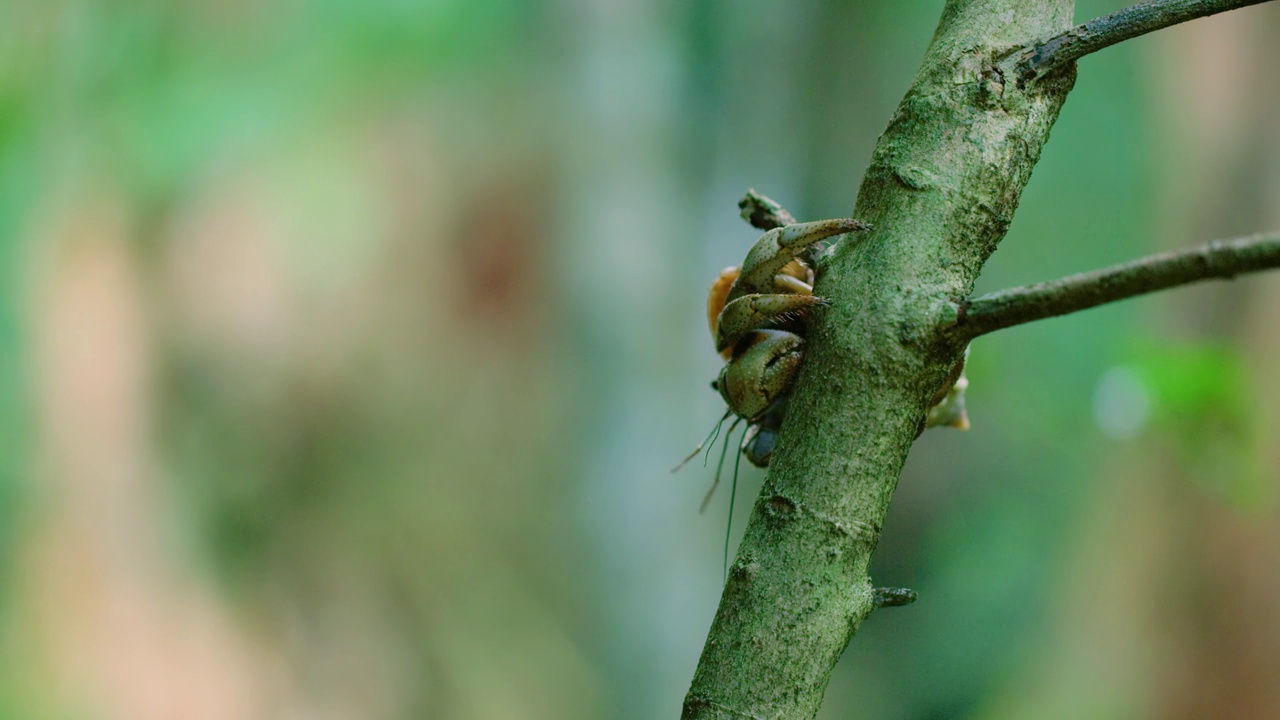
[956,233,1280,339]
[1013,0,1274,83]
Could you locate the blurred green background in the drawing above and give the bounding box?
[1,1,1278,718]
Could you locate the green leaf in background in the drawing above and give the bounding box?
[1123,340,1269,511]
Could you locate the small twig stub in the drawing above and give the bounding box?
[872,587,919,609]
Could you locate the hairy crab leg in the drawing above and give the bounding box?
[714,293,827,354]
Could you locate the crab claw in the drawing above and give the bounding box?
[717,329,804,421]
[730,218,868,299]
[715,293,827,355]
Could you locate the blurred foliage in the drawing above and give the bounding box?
[0,1,1276,719]
[1127,341,1270,509]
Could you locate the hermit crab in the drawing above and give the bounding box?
[679,193,970,512]
[674,205,866,515]
[679,194,969,575]
[706,216,865,465]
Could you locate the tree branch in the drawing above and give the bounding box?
[683,2,1080,717]
[1012,0,1274,83]
[955,233,1280,339]
[686,2,1277,718]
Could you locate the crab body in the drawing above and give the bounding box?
[707,218,864,465]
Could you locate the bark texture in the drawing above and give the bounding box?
[683,1,1078,717]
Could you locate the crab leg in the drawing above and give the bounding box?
[771,272,813,295]
[715,293,827,355]
[729,217,866,299]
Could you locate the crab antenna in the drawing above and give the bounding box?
[699,416,742,513]
[670,408,732,474]
[723,424,748,583]
[701,411,728,467]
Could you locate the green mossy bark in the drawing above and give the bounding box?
[683,2,1077,718]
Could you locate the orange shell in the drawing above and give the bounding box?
[707,267,739,359]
